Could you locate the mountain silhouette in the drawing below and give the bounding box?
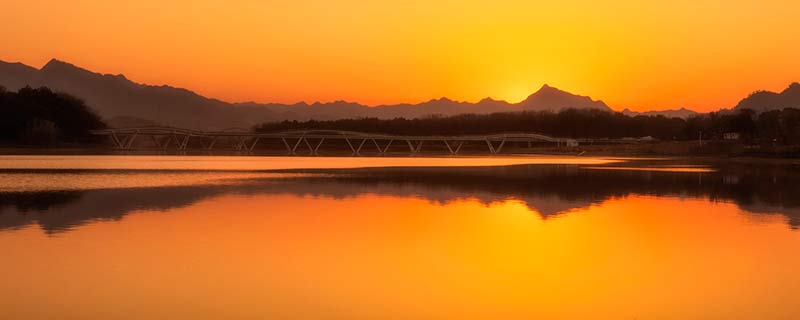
[734,82,800,112]
[1,59,614,130]
[518,84,611,111]
[0,59,267,129]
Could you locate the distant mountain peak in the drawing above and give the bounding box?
[40,58,99,79]
[426,97,456,104]
[41,58,75,70]
[41,58,129,80]
[518,84,610,112]
[783,82,800,93]
[530,84,562,96]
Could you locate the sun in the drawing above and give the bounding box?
[496,83,537,104]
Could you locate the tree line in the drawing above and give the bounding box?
[0,86,106,146]
[255,108,800,144]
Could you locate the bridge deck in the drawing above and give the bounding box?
[91,127,579,155]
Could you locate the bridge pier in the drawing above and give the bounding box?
[307,138,325,155]
[355,139,368,155]
[202,136,218,150]
[406,140,424,155]
[109,131,139,150]
[443,140,464,155]
[372,139,393,155]
[454,141,464,155]
[280,137,292,155]
[179,134,190,150]
[344,138,356,155]
[289,137,305,155]
[484,139,507,154]
[248,137,261,152]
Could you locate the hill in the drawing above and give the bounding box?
[734,83,800,112]
[0,87,105,145]
[621,108,698,119]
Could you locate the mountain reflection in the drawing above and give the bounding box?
[1,163,798,234]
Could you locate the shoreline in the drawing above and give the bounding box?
[0,144,798,167]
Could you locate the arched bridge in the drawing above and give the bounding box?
[91,127,579,155]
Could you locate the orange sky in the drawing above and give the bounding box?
[3,0,800,111]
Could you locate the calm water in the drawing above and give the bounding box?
[1,155,799,320]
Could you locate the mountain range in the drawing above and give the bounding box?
[1,58,797,129]
[0,59,613,129]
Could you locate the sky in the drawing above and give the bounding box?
[2,0,800,111]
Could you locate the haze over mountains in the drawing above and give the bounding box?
[1,59,797,130]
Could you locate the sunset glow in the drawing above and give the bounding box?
[4,0,800,111]
[3,1,800,315]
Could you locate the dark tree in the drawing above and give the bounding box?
[254,108,800,146]
[0,86,106,145]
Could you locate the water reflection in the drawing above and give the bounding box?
[1,162,798,233]
[2,159,800,320]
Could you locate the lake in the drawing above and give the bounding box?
[1,155,799,319]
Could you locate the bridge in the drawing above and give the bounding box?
[91,127,579,155]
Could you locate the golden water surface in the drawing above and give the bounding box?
[0,156,798,320]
